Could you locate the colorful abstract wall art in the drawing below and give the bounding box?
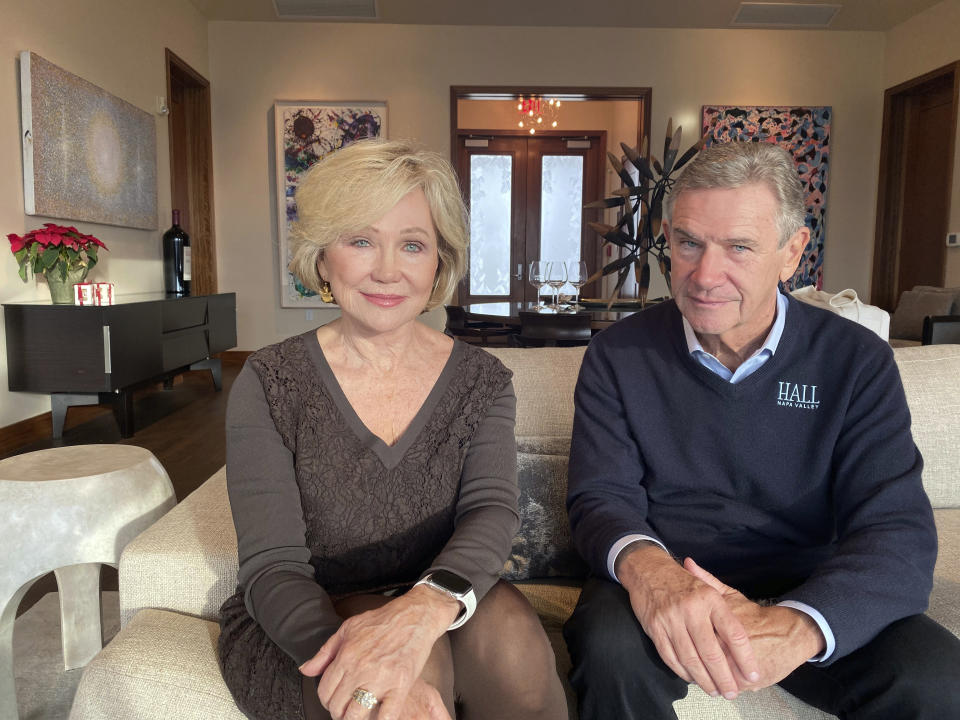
[701,106,831,290]
[275,101,387,307]
[19,52,158,230]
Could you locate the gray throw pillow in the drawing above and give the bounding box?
[890,290,955,341]
[912,286,960,314]
[503,452,588,581]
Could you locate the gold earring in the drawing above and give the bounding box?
[319,280,334,304]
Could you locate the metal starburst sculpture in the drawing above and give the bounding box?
[585,119,706,307]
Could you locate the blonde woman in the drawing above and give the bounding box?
[217,139,567,720]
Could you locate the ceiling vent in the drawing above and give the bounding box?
[732,2,841,27]
[273,0,378,19]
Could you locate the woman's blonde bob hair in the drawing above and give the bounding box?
[288,138,468,311]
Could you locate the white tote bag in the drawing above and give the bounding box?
[791,286,890,341]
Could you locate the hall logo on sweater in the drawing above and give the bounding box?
[776,381,820,410]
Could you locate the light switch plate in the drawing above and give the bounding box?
[948,232,959,247]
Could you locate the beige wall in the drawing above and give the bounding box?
[885,0,960,286]
[209,22,887,352]
[0,0,209,427]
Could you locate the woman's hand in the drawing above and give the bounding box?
[299,585,460,720]
[394,678,451,720]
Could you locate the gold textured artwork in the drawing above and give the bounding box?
[19,52,158,230]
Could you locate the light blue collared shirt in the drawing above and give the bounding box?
[609,291,835,662]
[682,290,788,383]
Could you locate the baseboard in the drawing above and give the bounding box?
[219,350,251,366]
[0,406,111,458]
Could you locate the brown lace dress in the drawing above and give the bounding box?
[217,332,517,719]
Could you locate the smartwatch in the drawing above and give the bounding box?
[414,569,477,630]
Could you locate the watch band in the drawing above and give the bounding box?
[414,572,477,630]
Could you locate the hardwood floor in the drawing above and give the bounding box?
[4,357,243,617]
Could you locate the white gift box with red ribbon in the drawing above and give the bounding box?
[74,282,115,306]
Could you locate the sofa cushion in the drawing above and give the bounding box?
[930,508,960,637]
[890,289,955,340]
[894,345,960,508]
[69,609,246,720]
[486,346,585,438]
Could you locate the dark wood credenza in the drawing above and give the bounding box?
[4,292,237,438]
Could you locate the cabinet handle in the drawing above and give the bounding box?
[103,325,112,374]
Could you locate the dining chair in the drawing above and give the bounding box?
[444,305,515,345]
[510,311,592,347]
[921,315,960,345]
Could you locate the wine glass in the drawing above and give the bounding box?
[545,261,567,310]
[566,260,588,311]
[528,261,548,311]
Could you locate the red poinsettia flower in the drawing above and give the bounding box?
[7,233,26,253]
[7,223,108,284]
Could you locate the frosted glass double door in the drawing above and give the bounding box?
[456,134,602,305]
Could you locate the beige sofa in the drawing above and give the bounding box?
[70,344,960,720]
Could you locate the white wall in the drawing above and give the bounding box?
[0,0,209,427]
[885,0,960,286]
[209,22,887,352]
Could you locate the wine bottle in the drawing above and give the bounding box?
[163,209,191,296]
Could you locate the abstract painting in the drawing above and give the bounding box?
[275,101,387,307]
[701,106,831,290]
[19,52,158,230]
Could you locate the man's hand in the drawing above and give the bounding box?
[684,557,826,691]
[617,543,759,699]
[299,585,459,720]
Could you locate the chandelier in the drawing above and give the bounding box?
[517,95,560,134]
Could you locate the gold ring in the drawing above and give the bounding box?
[352,687,379,710]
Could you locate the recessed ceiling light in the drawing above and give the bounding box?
[273,0,377,20]
[732,2,841,27]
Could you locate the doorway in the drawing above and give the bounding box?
[450,86,651,304]
[872,62,959,310]
[455,132,604,305]
[165,50,217,296]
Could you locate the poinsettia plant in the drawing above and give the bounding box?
[7,223,107,283]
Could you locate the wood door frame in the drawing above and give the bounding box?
[450,86,651,303]
[165,49,217,296]
[455,135,528,305]
[871,62,959,310]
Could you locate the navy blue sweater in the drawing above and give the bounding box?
[567,296,937,663]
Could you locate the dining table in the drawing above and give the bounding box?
[460,300,657,331]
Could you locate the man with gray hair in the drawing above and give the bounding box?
[563,141,960,719]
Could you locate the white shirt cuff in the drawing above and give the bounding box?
[607,534,668,583]
[777,600,836,662]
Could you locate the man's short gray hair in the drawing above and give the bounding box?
[664,141,806,247]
